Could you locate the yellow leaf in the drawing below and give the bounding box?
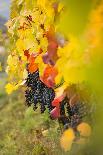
[37,0,47,8]
[16,39,25,51]
[60,128,75,151]
[35,55,46,76]
[77,122,92,137]
[5,83,16,94]
[40,37,48,53]
[55,72,63,85]
[5,81,22,94]
[56,36,86,85]
[55,82,68,98]
[23,69,28,79]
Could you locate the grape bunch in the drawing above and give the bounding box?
[25,70,88,129]
[59,97,88,128]
[25,70,55,113]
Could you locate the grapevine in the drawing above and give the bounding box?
[5,0,103,152]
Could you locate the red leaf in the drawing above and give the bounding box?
[46,26,55,42]
[50,107,60,119]
[46,26,58,64]
[48,40,58,58]
[24,50,30,59]
[52,95,64,107]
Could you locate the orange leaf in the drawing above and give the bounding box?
[28,63,38,73]
[41,65,58,87]
[28,55,38,73]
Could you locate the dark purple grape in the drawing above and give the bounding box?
[25,89,33,106]
[40,104,46,113]
[58,116,70,126]
[70,115,81,128]
[26,70,39,88]
[25,70,55,114]
[25,69,89,129]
